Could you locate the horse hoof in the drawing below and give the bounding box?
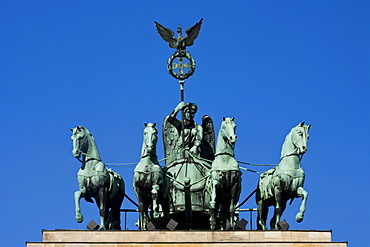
[76,215,84,223]
[295,213,304,222]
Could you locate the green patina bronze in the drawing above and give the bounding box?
[154,19,244,229]
[68,20,313,232]
[256,122,311,230]
[162,114,242,230]
[208,117,241,230]
[155,19,202,80]
[133,123,170,230]
[162,102,215,229]
[71,126,125,230]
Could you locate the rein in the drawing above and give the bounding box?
[74,132,102,164]
[279,150,304,162]
[76,156,102,164]
[76,150,102,163]
[214,152,234,158]
[140,153,152,159]
[214,133,235,158]
[279,127,308,162]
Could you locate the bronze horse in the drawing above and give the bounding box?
[208,117,241,230]
[256,122,311,230]
[134,123,169,229]
[71,126,125,230]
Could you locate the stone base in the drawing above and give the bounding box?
[27,230,347,247]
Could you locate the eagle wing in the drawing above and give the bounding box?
[185,18,203,47]
[154,21,177,49]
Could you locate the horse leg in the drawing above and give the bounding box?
[151,184,160,219]
[135,185,149,230]
[256,185,269,230]
[134,173,146,230]
[209,177,219,230]
[271,199,287,229]
[109,205,121,230]
[229,179,241,230]
[295,187,308,222]
[219,203,227,230]
[143,198,151,230]
[111,178,125,230]
[138,203,146,230]
[74,185,86,223]
[74,190,84,223]
[271,184,283,230]
[151,171,162,220]
[135,189,144,230]
[257,199,268,230]
[97,187,108,230]
[109,191,124,230]
[210,179,218,209]
[75,175,89,224]
[158,186,170,229]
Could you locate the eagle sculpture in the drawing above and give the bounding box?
[154,18,203,51]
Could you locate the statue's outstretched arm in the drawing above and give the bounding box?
[168,102,185,128]
[173,102,185,115]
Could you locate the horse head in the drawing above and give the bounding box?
[290,122,311,155]
[70,126,89,159]
[142,123,158,157]
[220,117,237,145]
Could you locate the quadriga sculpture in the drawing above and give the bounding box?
[256,122,311,230]
[134,123,169,230]
[71,126,125,230]
[208,117,241,230]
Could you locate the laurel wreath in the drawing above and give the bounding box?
[167,51,196,80]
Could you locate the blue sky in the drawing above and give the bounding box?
[1,1,369,246]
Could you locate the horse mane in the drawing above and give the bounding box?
[77,126,95,142]
[78,126,91,136]
[77,126,101,159]
[280,128,293,158]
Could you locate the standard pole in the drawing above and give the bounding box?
[179,80,193,227]
[179,80,185,159]
[179,80,185,101]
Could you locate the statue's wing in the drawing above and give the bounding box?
[185,18,203,47]
[200,115,215,161]
[162,116,179,165]
[154,21,177,49]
